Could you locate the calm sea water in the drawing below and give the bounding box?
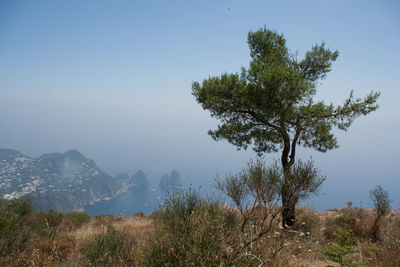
[84,180,218,217]
[84,185,169,217]
[83,177,389,217]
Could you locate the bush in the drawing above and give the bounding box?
[65,211,91,229]
[0,199,35,256]
[293,207,320,235]
[144,187,238,266]
[324,207,371,240]
[5,198,34,217]
[35,210,64,237]
[362,242,400,267]
[146,159,302,266]
[81,226,135,266]
[324,228,364,267]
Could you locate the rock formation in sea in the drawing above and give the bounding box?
[159,170,183,188]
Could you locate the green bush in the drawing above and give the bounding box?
[324,228,365,267]
[5,198,34,217]
[65,211,91,229]
[144,187,239,267]
[0,210,21,255]
[0,199,35,258]
[35,210,64,237]
[81,226,135,266]
[38,210,64,226]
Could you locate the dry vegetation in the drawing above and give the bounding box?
[1,198,399,267]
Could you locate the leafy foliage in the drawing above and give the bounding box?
[325,229,365,267]
[192,27,380,226]
[192,27,379,155]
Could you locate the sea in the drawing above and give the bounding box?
[83,179,218,217]
[83,175,397,217]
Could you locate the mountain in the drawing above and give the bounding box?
[0,149,125,212]
[131,170,149,187]
[159,170,183,188]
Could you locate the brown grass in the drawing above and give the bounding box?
[2,208,399,266]
[72,215,153,241]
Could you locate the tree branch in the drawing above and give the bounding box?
[236,108,280,131]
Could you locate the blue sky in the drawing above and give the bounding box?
[1,0,399,209]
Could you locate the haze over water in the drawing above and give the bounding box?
[1,0,399,211]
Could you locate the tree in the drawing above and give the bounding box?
[192,27,380,227]
[369,185,391,242]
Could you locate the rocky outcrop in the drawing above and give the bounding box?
[159,170,183,188]
[131,170,149,187]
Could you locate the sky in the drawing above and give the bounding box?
[1,0,399,210]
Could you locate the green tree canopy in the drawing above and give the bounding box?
[192,27,380,226]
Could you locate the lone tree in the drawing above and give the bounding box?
[369,185,391,242]
[192,27,380,227]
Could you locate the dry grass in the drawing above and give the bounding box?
[2,207,399,266]
[72,215,153,241]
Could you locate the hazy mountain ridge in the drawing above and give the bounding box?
[0,148,125,212]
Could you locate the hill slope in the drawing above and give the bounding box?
[0,149,124,212]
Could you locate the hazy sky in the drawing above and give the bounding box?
[1,0,399,210]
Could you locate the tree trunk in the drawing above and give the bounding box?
[280,128,300,228]
[371,216,381,242]
[282,191,298,228]
[281,166,299,228]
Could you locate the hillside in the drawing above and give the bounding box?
[0,149,124,212]
[0,198,399,266]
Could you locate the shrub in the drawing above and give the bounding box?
[324,207,371,240]
[145,158,298,267]
[144,187,238,266]
[0,199,35,256]
[35,210,64,238]
[216,159,295,264]
[324,228,364,267]
[37,210,64,227]
[0,210,22,255]
[81,226,135,266]
[362,242,400,267]
[65,211,91,229]
[293,207,320,235]
[147,159,314,266]
[5,198,34,217]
